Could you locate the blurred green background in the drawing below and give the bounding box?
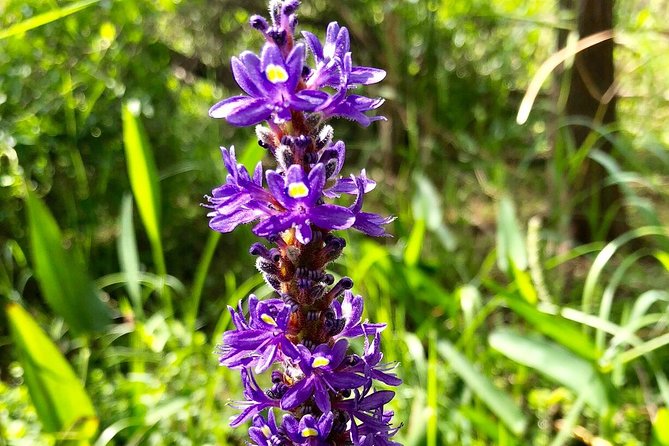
[1,0,669,444]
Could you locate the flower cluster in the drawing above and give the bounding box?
[206,1,400,444]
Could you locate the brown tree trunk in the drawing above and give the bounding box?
[566,0,627,242]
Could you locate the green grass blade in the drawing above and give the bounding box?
[117,194,143,319]
[186,231,220,331]
[26,191,111,335]
[489,329,610,414]
[504,297,599,361]
[582,226,668,315]
[6,303,98,439]
[437,340,527,436]
[122,100,161,256]
[0,0,100,40]
[122,101,171,315]
[496,196,528,274]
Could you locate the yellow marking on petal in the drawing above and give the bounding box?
[266,64,289,84]
[261,426,272,438]
[287,181,309,198]
[312,356,330,368]
[261,313,278,326]
[301,427,319,438]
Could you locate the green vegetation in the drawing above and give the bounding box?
[1,0,668,444]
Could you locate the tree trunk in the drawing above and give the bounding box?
[565,0,627,242]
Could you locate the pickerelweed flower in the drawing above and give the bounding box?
[205,1,401,444]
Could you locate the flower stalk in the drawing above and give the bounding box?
[206,1,401,444]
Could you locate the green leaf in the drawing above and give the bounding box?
[117,194,142,318]
[489,329,610,414]
[122,100,162,254]
[6,303,98,439]
[496,196,527,274]
[504,297,599,361]
[26,191,111,335]
[437,340,527,436]
[0,0,100,40]
[122,100,171,315]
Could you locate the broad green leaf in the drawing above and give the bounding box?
[496,196,527,274]
[504,297,599,361]
[653,407,669,446]
[437,340,527,436]
[489,329,609,414]
[117,194,142,318]
[26,191,110,335]
[122,100,161,253]
[6,303,98,439]
[0,0,100,40]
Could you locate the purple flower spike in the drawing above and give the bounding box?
[255,163,355,243]
[281,339,367,413]
[303,22,386,89]
[209,43,328,126]
[207,1,400,444]
[218,296,300,372]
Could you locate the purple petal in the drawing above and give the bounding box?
[359,390,395,410]
[295,222,313,244]
[209,209,261,233]
[240,51,270,96]
[313,378,331,413]
[285,43,305,91]
[349,66,387,85]
[306,163,326,205]
[229,404,259,428]
[328,371,368,389]
[324,22,340,58]
[252,213,296,238]
[309,204,355,231]
[330,338,349,366]
[318,412,334,438]
[291,90,329,110]
[302,30,324,61]
[266,170,290,208]
[209,96,272,126]
[255,342,278,373]
[334,26,350,57]
[354,212,396,237]
[281,377,314,410]
[231,56,263,97]
[261,43,286,74]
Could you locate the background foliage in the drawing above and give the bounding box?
[1,0,669,445]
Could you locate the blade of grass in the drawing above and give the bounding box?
[186,231,221,331]
[0,0,100,40]
[496,196,528,274]
[25,191,111,335]
[583,226,668,322]
[426,331,438,446]
[489,329,609,414]
[122,100,172,316]
[437,340,527,436]
[504,296,599,361]
[6,303,98,440]
[118,194,143,319]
